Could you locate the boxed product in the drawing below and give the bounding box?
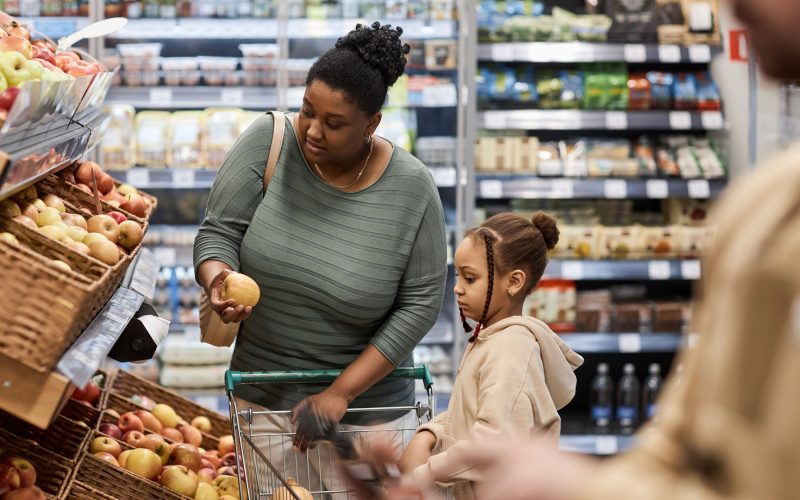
[611,302,652,332]
[583,64,628,110]
[598,225,642,259]
[673,72,699,110]
[160,57,200,86]
[555,225,601,259]
[135,111,172,167]
[628,73,652,110]
[425,40,457,70]
[117,43,162,71]
[198,56,240,86]
[647,72,674,109]
[511,136,539,173]
[538,70,583,109]
[640,225,681,258]
[524,280,577,333]
[587,140,640,177]
[477,136,514,172]
[560,140,588,177]
[239,43,279,86]
[101,105,136,170]
[696,71,722,111]
[204,108,243,168]
[169,111,205,169]
[537,142,563,176]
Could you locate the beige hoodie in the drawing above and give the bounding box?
[412,316,584,499]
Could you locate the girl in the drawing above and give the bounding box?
[398,212,584,500]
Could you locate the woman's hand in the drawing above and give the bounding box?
[208,269,253,324]
[291,388,349,451]
[398,431,436,473]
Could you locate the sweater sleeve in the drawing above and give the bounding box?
[193,114,274,274]
[369,184,447,366]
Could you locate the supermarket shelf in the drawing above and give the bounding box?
[478,110,725,131]
[478,42,723,64]
[560,333,683,353]
[560,434,635,455]
[106,86,279,109]
[476,176,725,199]
[543,259,702,281]
[20,16,90,39]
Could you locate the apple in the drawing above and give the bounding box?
[93,452,120,467]
[194,481,219,499]
[197,468,217,484]
[152,441,171,466]
[106,199,121,208]
[65,226,87,243]
[96,172,114,195]
[201,451,220,469]
[153,403,181,429]
[63,213,88,230]
[32,40,56,53]
[117,183,137,196]
[51,259,71,272]
[82,232,108,245]
[12,185,36,204]
[4,22,30,41]
[99,423,123,440]
[1,486,46,500]
[0,232,17,244]
[117,220,143,249]
[55,50,80,63]
[221,273,260,308]
[18,203,37,221]
[140,433,165,451]
[219,453,238,468]
[216,466,236,477]
[217,435,235,457]
[106,211,126,224]
[160,465,198,497]
[2,458,35,488]
[89,238,120,265]
[12,215,37,230]
[87,214,119,243]
[0,35,32,59]
[65,60,94,78]
[25,59,43,80]
[213,475,240,498]
[117,449,132,469]
[120,193,147,218]
[0,199,20,218]
[191,416,212,434]
[219,496,238,500]
[31,198,45,212]
[162,427,184,443]
[34,58,60,74]
[74,162,96,186]
[123,430,146,448]
[123,448,162,480]
[168,444,202,472]
[72,380,100,402]
[31,45,54,65]
[90,436,122,457]
[39,224,69,243]
[36,207,61,227]
[106,409,121,419]
[0,51,35,88]
[42,194,65,213]
[0,464,20,493]
[118,412,145,433]
[178,425,203,448]
[130,394,157,411]
[134,410,164,434]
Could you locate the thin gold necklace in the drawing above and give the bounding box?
[314,140,374,190]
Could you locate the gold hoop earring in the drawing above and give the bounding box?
[364,135,372,144]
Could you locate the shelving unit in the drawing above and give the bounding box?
[478,109,725,131]
[477,42,722,64]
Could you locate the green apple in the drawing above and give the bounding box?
[42,69,70,82]
[25,59,43,80]
[36,207,62,227]
[0,51,38,87]
[83,232,108,245]
[65,225,87,242]
[0,232,18,244]
[39,224,69,243]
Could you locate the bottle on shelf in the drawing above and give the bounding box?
[590,363,614,429]
[642,363,663,420]
[616,363,640,432]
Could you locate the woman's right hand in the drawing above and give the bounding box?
[208,269,253,324]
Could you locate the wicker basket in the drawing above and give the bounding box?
[0,430,73,499]
[74,452,186,500]
[60,398,103,429]
[64,481,118,499]
[110,371,231,438]
[0,413,92,463]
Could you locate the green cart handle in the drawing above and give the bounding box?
[225,366,433,393]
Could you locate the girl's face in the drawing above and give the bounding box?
[454,236,500,324]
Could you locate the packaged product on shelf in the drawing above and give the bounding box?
[652,301,691,332]
[406,0,429,18]
[477,136,514,172]
[481,64,517,101]
[538,70,583,109]
[611,302,652,333]
[536,141,563,176]
[101,105,136,170]
[647,72,674,110]
[118,43,162,86]
[555,6,613,42]
[169,111,205,168]
[430,0,453,19]
[655,144,680,177]
[524,279,577,333]
[555,225,600,259]
[665,198,710,225]
[513,65,537,103]
[405,40,427,70]
[560,140,588,177]
[696,71,722,111]
[598,225,642,259]
[160,57,200,86]
[586,140,640,177]
[693,138,726,178]
[605,0,659,42]
[136,111,172,167]
[675,144,703,178]
[634,137,658,176]
[511,136,539,173]
[627,73,651,110]
[678,225,710,258]
[673,72,699,110]
[584,64,628,110]
[239,43,278,86]
[198,56,240,86]
[204,108,243,168]
[388,75,409,108]
[640,225,681,258]
[287,58,316,86]
[576,290,612,332]
[375,108,415,153]
[424,40,457,70]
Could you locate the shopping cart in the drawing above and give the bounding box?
[225,367,436,499]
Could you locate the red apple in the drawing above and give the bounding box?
[31,45,54,65]
[99,423,123,440]
[55,50,80,62]
[162,427,184,443]
[74,161,99,186]
[0,35,32,59]
[201,450,220,469]
[90,436,122,457]
[130,394,157,410]
[134,410,164,434]
[217,435,235,456]
[0,87,20,112]
[216,466,237,477]
[1,486,46,500]
[32,39,56,52]
[140,433,165,452]
[123,430,146,448]
[120,193,146,218]
[117,412,145,433]
[197,468,216,484]
[0,464,21,493]
[106,211,126,224]
[71,380,100,404]
[65,60,94,78]
[168,444,202,472]
[96,172,114,194]
[87,214,119,243]
[178,425,203,448]
[219,452,236,468]
[93,452,120,467]
[1,458,34,488]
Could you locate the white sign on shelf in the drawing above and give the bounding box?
[648,260,671,280]
[483,111,508,129]
[623,44,647,63]
[688,44,712,63]
[701,111,724,130]
[688,179,711,199]
[681,260,702,280]
[604,179,628,199]
[658,44,682,63]
[646,179,669,199]
[479,180,503,198]
[551,179,574,198]
[172,169,196,188]
[618,334,642,353]
[220,88,244,106]
[669,111,692,130]
[149,88,173,105]
[595,436,618,455]
[126,168,150,187]
[154,247,177,266]
[605,111,628,130]
[561,261,584,280]
[430,167,456,187]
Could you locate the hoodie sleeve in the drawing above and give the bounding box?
[412,330,543,489]
[415,410,448,450]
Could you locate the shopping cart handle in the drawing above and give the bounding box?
[225,366,433,393]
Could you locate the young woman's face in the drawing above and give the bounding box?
[297,80,377,167]
[454,236,498,323]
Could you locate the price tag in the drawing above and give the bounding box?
[551,179,574,198]
[561,261,584,280]
[646,179,669,199]
[605,111,628,130]
[648,260,671,280]
[618,334,642,353]
[149,88,173,105]
[669,111,692,130]
[595,436,618,455]
[701,111,724,130]
[491,44,512,61]
[658,44,682,63]
[430,167,456,187]
[623,44,647,63]
[483,111,507,129]
[681,260,702,280]
[154,247,177,266]
[172,169,195,188]
[126,168,150,187]
[479,180,503,198]
[604,179,628,199]
[220,88,244,106]
[688,179,711,199]
[688,44,712,63]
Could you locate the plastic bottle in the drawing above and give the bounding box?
[590,363,614,428]
[642,363,663,420]
[616,363,640,430]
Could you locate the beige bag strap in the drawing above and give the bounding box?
[263,110,286,193]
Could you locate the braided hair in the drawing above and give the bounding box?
[460,230,496,343]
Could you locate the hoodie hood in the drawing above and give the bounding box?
[477,316,584,409]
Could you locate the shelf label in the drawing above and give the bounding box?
[681,260,702,280]
[618,333,642,353]
[595,436,618,455]
[551,179,574,198]
[646,179,669,199]
[688,179,711,199]
[561,261,584,280]
[149,88,173,105]
[483,111,507,129]
[479,180,503,198]
[604,179,628,199]
[648,260,672,280]
[669,111,692,130]
[154,247,177,266]
[658,44,682,63]
[701,111,724,130]
[430,167,456,187]
[172,169,195,187]
[126,168,150,187]
[688,44,712,63]
[623,44,647,63]
[605,111,628,130]
[220,88,244,106]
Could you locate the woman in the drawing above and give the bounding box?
[193,22,447,492]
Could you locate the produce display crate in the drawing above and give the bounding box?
[0,413,92,464]
[60,398,103,429]
[0,432,74,499]
[64,481,118,499]
[110,370,231,438]
[74,452,186,500]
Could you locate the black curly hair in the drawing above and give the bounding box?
[306,22,411,116]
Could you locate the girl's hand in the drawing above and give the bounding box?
[398,431,436,473]
[208,269,253,324]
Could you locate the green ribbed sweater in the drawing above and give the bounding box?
[194,114,447,423]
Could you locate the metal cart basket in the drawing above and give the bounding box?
[225,367,436,499]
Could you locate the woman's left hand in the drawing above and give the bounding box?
[291,388,349,451]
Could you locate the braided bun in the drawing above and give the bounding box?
[335,22,410,86]
[531,211,559,250]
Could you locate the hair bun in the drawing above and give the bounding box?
[531,211,559,250]
[335,22,410,86]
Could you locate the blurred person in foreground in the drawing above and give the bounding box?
[345,0,800,498]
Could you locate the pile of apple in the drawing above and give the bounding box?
[93,401,243,499]
[0,456,45,499]
[0,183,144,267]
[62,161,150,217]
[70,373,105,408]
